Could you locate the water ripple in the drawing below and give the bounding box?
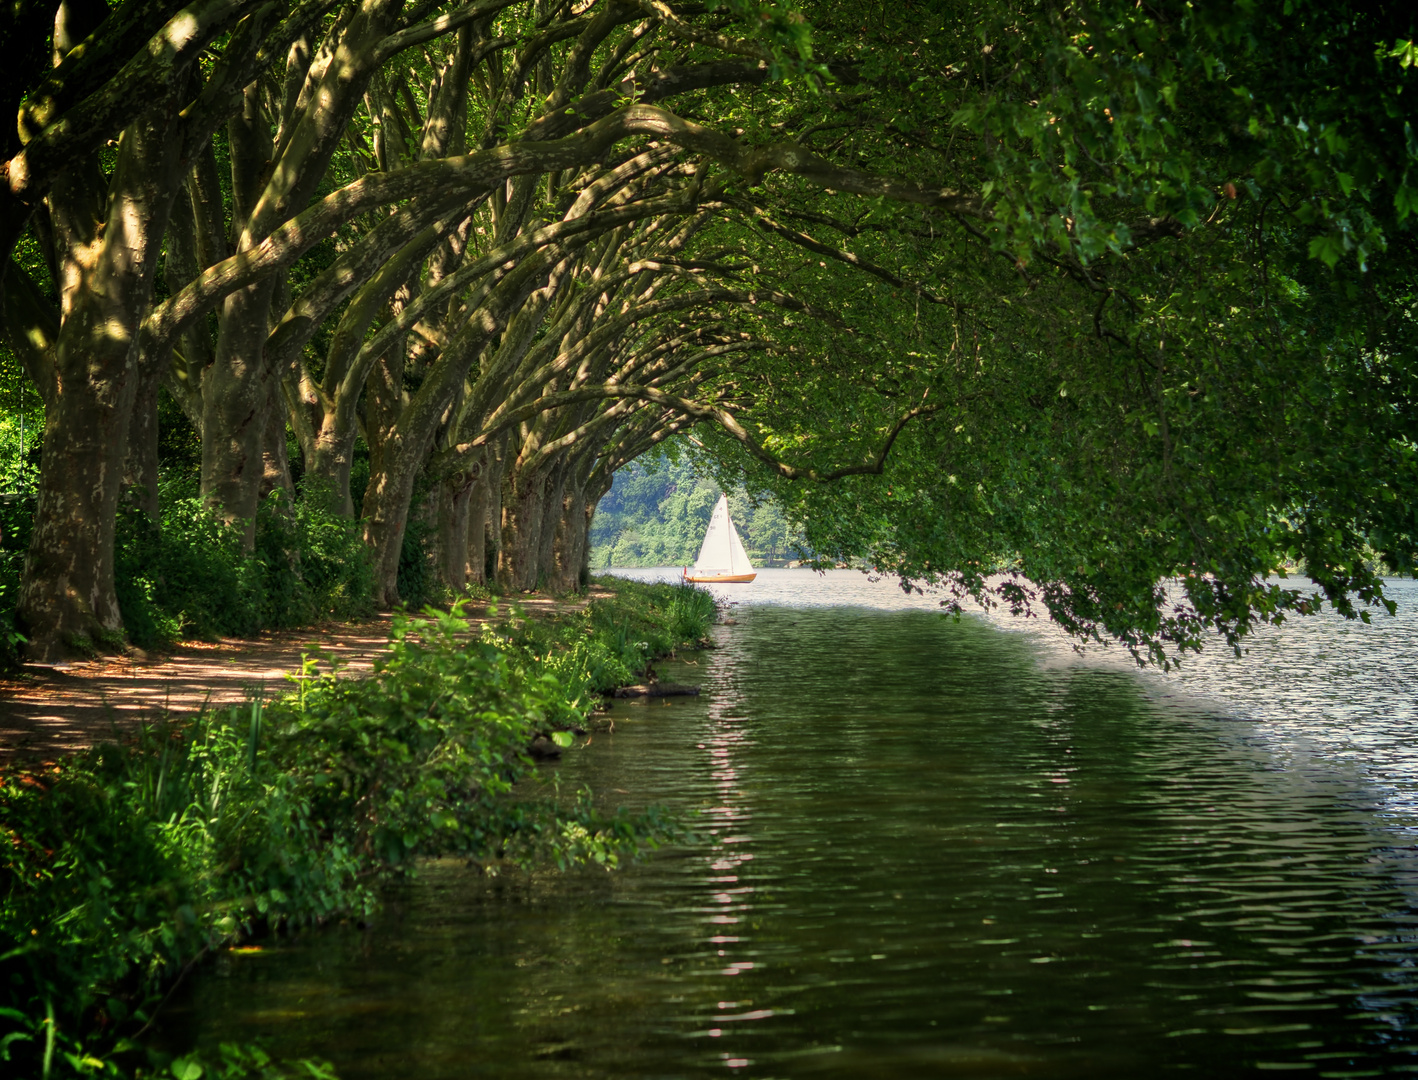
[170,574,1418,1079]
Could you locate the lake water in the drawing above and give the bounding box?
[170,569,1418,1077]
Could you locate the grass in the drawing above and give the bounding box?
[504,576,719,699]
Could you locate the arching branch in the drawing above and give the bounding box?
[484,383,942,482]
[629,0,772,63]
[734,201,964,310]
[374,0,524,63]
[143,101,982,347]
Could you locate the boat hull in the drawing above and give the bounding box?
[683,572,756,583]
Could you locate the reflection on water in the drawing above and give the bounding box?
[170,571,1418,1077]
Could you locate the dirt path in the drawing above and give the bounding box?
[0,594,596,761]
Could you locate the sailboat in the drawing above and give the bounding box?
[683,494,756,583]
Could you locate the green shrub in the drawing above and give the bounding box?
[115,483,261,645]
[252,490,373,629]
[0,494,34,665]
[109,482,376,650]
[0,410,41,495]
[288,497,374,623]
[0,481,376,659]
[498,578,717,700]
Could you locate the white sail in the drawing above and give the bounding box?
[693,494,754,575]
[693,495,733,572]
[728,511,752,573]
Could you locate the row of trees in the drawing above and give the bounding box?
[0,0,813,655]
[1,0,1415,662]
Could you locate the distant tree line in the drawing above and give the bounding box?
[589,443,801,568]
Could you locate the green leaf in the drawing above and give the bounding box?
[1395,184,1418,222]
[1307,233,1344,268]
[171,1058,204,1080]
[0,1031,33,1058]
[551,731,574,748]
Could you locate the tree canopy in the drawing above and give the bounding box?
[0,0,1414,661]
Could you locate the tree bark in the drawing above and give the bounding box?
[498,461,550,591]
[364,427,440,605]
[476,436,508,585]
[580,491,601,587]
[536,461,568,589]
[553,481,589,592]
[361,337,410,605]
[260,379,294,499]
[17,104,186,658]
[201,275,281,544]
[123,358,161,521]
[465,471,490,587]
[435,471,473,590]
[306,428,358,516]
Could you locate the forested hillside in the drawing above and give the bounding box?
[589,446,802,569]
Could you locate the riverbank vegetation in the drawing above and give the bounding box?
[0,0,1414,669]
[0,578,714,1079]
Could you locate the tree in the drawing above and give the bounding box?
[2,0,1414,663]
[4,0,328,655]
[672,0,1418,663]
[3,0,846,649]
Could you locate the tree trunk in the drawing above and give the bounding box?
[123,358,161,522]
[202,277,280,546]
[305,414,358,516]
[465,474,489,587]
[361,338,419,606]
[260,380,294,499]
[536,464,568,590]
[17,106,185,658]
[580,493,600,588]
[479,438,508,585]
[363,447,422,606]
[435,472,472,590]
[21,380,134,657]
[498,463,550,592]
[553,483,589,593]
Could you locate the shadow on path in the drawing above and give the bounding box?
[0,594,594,761]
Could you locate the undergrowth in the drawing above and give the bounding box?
[114,480,374,648]
[2,475,433,659]
[0,494,32,666]
[0,579,713,1078]
[503,576,719,699]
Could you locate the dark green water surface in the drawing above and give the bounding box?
[169,586,1418,1078]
